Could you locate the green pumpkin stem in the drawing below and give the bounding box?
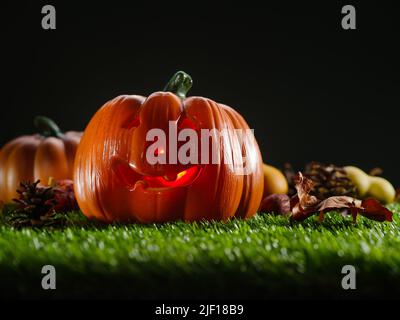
[34,116,63,138]
[163,71,193,100]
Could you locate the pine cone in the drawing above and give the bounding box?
[12,180,55,218]
[304,162,357,200]
[283,163,297,197]
[7,179,77,228]
[284,162,357,200]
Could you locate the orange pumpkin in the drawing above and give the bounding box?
[0,117,81,203]
[74,71,263,223]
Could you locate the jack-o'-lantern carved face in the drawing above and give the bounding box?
[73,71,263,223]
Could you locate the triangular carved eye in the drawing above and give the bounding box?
[122,114,140,129]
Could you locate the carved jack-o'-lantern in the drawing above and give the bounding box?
[73,71,263,223]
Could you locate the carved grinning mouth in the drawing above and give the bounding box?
[112,157,202,191]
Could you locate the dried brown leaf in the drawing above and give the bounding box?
[360,198,393,222]
[289,172,393,223]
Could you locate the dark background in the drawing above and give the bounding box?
[1,1,399,184]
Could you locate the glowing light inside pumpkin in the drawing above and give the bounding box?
[154,148,165,157]
[144,166,200,188]
[112,157,201,189]
[177,170,187,179]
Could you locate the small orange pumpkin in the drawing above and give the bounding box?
[0,117,81,203]
[74,71,263,223]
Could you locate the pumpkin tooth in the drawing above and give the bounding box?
[163,173,177,181]
[132,180,148,191]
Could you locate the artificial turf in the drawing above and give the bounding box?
[0,204,399,299]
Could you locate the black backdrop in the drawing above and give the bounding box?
[1,1,399,184]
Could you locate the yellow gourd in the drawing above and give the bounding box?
[344,166,395,204]
[263,164,288,197]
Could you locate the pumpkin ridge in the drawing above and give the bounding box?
[221,104,263,218]
[4,140,38,201]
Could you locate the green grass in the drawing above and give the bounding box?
[0,204,399,299]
